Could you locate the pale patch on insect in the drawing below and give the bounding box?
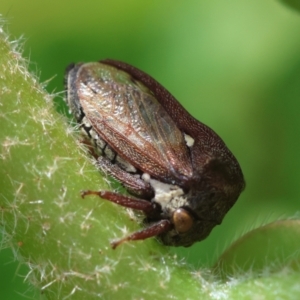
[89,128,99,140]
[81,116,91,128]
[141,173,151,182]
[184,133,195,147]
[103,145,115,161]
[95,136,107,152]
[115,155,137,173]
[148,178,185,211]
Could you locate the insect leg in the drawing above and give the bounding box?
[97,156,154,198]
[110,219,172,249]
[81,190,159,215]
[81,190,169,248]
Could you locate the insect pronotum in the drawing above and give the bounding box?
[65,59,245,249]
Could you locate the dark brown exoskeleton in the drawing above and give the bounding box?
[65,59,245,249]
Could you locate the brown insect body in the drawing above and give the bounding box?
[66,59,245,248]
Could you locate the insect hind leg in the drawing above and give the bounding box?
[110,219,172,249]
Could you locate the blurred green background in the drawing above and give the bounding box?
[1,0,300,299]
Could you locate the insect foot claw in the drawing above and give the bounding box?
[110,238,126,250]
[80,190,102,198]
[80,190,88,198]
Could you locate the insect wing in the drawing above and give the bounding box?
[101,60,245,193]
[74,63,193,184]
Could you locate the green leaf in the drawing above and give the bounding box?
[279,0,300,13]
[214,220,300,278]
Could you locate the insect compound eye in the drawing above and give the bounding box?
[172,208,194,233]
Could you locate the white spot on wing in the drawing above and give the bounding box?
[184,133,195,147]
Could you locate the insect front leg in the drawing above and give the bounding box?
[81,190,158,215]
[81,190,171,248]
[81,155,173,248]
